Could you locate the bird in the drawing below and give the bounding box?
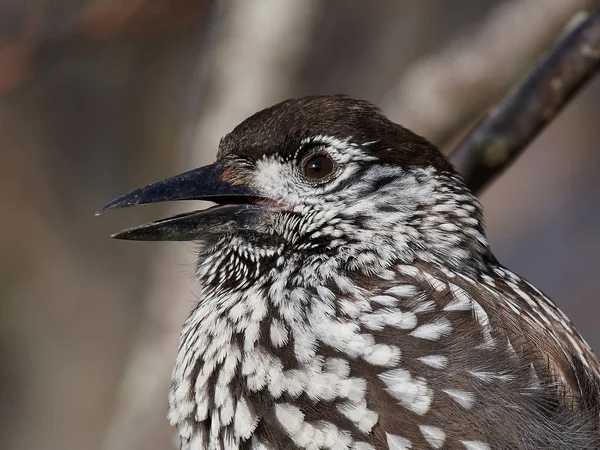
[99,96,600,450]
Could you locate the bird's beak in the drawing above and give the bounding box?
[96,162,277,241]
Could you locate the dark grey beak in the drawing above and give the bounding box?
[97,162,275,241]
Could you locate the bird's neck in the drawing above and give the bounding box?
[411,171,495,275]
[293,167,495,277]
[168,169,496,447]
[169,256,382,448]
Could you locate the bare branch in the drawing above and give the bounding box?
[382,0,598,145]
[450,6,600,194]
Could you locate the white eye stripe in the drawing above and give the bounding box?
[299,135,378,162]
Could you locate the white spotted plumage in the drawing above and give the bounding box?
[419,425,446,449]
[150,98,600,449]
[442,389,475,409]
[378,368,433,415]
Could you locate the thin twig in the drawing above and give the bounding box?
[450,6,600,194]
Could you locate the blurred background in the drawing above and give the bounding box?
[1,1,599,449]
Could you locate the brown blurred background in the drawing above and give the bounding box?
[1,1,599,449]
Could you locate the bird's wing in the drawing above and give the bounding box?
[350,263,600,449]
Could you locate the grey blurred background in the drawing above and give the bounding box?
[1,1,599,449]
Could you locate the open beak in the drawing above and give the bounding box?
[96,162,277,241]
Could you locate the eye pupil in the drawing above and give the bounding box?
[304,154,334,179]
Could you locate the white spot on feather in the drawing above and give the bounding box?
[338,377,367,402]
[444,283,473,311]
[443,389,475,409]
[418,355,448,369]
[362,308,417,331]
[462,441,490,450]
[410,317,452,341]
[291,421,319,448]
[370,295,398,307]
[364,343,401,367]
[398,265,420,277]
[422,272,447,291]
[419,425,446,449]
[337,400,379,433]
[354,442,375,450]
[324,357,350,377]
[385,284,419,298]
[528,363,540,389]
[270,319,288,348]
[439,223,459,232]
[386,433,412,450]
[234,398,258,440]
[275,403,304,435]
[379,368,432,415]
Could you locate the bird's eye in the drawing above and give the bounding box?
[304,154,335,180]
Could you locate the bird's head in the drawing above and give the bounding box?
[99,96,490,284]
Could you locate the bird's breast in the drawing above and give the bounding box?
[169,263,600,449]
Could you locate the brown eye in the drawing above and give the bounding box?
[304,154,334,179]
